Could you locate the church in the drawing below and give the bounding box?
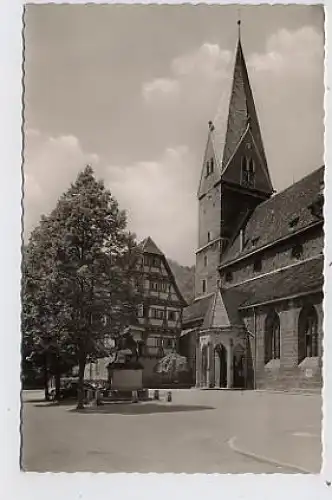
[180,23,324,391]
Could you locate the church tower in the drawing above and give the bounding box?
[195,22,274,299]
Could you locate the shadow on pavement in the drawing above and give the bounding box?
[70,403,215,415]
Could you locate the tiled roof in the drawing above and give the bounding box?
[223,256,323,309]
[202,289,243,329]
[182,294,214,325]
[221,166,324,266]
[214,40,270,172]
[198,38,272,198]
[137,236,164,256]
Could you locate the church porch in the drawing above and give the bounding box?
[195,327,249,390]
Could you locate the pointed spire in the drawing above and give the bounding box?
[199,19,274,196]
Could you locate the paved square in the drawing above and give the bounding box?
[22,389,321,474]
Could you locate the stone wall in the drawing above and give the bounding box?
[241,293,323,390]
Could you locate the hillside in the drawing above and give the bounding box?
[168,259,195,305]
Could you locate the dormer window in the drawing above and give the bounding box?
[225,271,233,282]
[253,258,262,272]
[292,244,303,260]
[289,216,299,229]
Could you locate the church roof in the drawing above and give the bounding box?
[198,35,273,198]
[138,236,164,256]
[220,166,324,267]
[202,289,243,329]
[224,256,323,309]
[182,293,214,326]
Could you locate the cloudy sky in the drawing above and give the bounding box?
[24,4,324,265]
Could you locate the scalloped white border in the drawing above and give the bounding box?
[0,1,330,499]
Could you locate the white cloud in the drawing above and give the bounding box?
[24,130,197,263]
[24,128,100,235]
[106,146,197,264]
[142,78,180,102]
[246,26,324,188]
[171,43,231,80]
[24,26,323,265]
[142,43,232,106]
[248,26,323,76]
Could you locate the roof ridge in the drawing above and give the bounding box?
[247,165,324,215]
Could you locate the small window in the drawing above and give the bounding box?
[150,281,158,291]
[168,311,176,321]
[252,236,260,247]
[204,255,208,267]
[225,271,233,282]
[206,161,210,177]
[152,257,160,267]
[253,259,262,272]
[207,231,211,242]
[291,244,303,260]
[210,158,214,174]
[216,279,221,288]
[151,308,164,320]
[202,279,207,294]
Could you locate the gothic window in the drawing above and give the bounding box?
[202,279,207,294]
[207,231,211,242]
[241,157,249,185]
[210,158,214,174]
[264,310,280,363]
[241,157,255,186]
[206,161,210,177]
[298,305,318,362]
[248,158,255,186]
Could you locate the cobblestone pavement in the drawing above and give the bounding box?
[21,389,321,474]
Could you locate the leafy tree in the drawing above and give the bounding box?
[22,217,75,400]
[28,165,139,408]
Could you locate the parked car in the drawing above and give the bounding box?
[49,379,96,401]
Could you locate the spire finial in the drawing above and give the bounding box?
[237,11,241,40]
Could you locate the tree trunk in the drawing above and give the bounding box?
[43,352,50,401]
[77,353,86,410]
[55,354,61,401]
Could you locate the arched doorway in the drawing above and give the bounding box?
[233,344,245,388]
[214,344,227,388]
